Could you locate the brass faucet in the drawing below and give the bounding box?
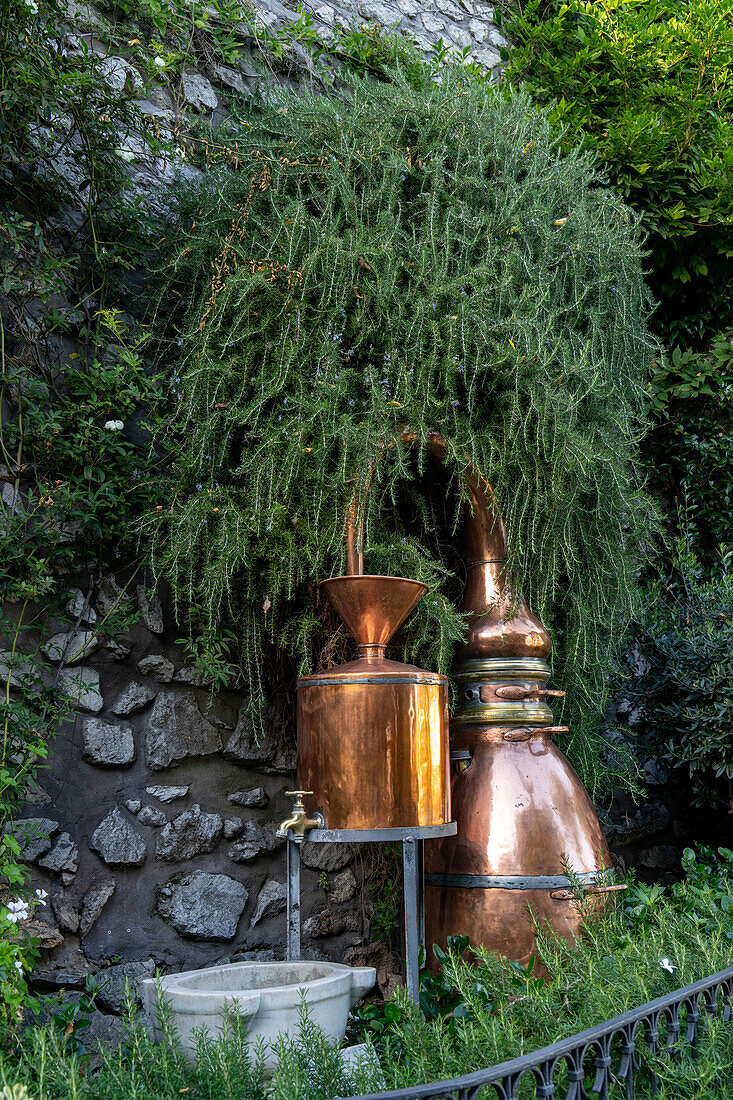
[277,791,325,843]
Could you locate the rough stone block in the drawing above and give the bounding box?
[79,877,116,937]
[228,822,285,862]
[60,667,103,714]
[155,804,223,861]
[82,718,135,766]
[90,809,147,865]
[330,868,357,904]
[99,56,143,96]
[181,72,218,111]
[145,691,222,769]
[157,871,247,939]
[250,879,287,926]
[136,654,175,682]
[96,957,155,1013]
[42,629,98,664]
[8,818,59,862]
[136,586,164,633]
[138,805,167,827]
[227,787,268,808]
[111,681,157,716]
[146,784,189,803]
[37,832,79,875]
[300,842,358,872]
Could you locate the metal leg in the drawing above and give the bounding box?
[416,837,425,947]
[286,834,301,961]
[403,837,420,1003]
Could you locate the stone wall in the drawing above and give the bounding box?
[17,577,399,1012]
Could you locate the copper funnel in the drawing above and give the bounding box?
[319,575,427,655]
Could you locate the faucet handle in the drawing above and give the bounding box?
[285,790,313,807]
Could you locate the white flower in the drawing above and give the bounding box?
[25,0,38,12]
[660,957,677,973]
[6,899,30,924]
[153,56,166,67]
[35,888,48,905]
[104,420,124,431]
[15,959,23,972]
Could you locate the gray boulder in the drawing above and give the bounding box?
[90,809,147,866]
[59,667,103,714]
[157,871,247,939]
[82,718,135,766]
[228,822,284,862]
[42,629,98,664]
[97,957,155,1013]
[111,682,156,716]
[136,654,175,683]
[138,806,167,827]
[146,784,189,803]
[300,842,358,872]
[250,879,287,927]
[37,832,79,875]
[227,787,268,808]
[145,691,222,769]
[155,805,223,861]
[79,877,116,937]
[8,818,59,861]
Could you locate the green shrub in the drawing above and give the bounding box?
[351,847,733,1096]
[624,537,733,811]
[502,0,733,347]
[152,61,658,790]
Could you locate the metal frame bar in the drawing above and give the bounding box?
[285,825,453,995]
[337,965,733,1100]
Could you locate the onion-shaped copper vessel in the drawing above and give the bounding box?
[424,452,618,966]
[297,572,450,831]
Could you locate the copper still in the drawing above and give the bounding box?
[297,572,450,831]
[417,437,619,967]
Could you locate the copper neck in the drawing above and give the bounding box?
[358,643,387,662]
[344,430,551,662]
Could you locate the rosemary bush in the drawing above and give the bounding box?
[153,63,658,788]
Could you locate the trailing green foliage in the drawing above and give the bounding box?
[152,64,658,789]
[625,536,733,811]
[502,0,733,347]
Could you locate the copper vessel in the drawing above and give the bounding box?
[297,573,450,831]
[422,438,616,967]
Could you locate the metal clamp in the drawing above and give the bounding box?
[550,883,628,901]
[492,685,566,701]
[502,726,569,742]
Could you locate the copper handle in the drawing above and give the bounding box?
[492,685,566,701]
[502,726,569,742]
[550,884,628,900]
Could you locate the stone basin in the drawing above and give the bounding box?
[141,960,376,1067]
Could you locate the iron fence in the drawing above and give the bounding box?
[344,963,733,1100]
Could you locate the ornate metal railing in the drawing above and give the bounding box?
[345,964,733,1100]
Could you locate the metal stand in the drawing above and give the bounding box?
[284,822,456,1003]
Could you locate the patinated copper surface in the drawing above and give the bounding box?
[428,728,609,879]
[297,574,450,831]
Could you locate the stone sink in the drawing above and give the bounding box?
[141,960,376,1067]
